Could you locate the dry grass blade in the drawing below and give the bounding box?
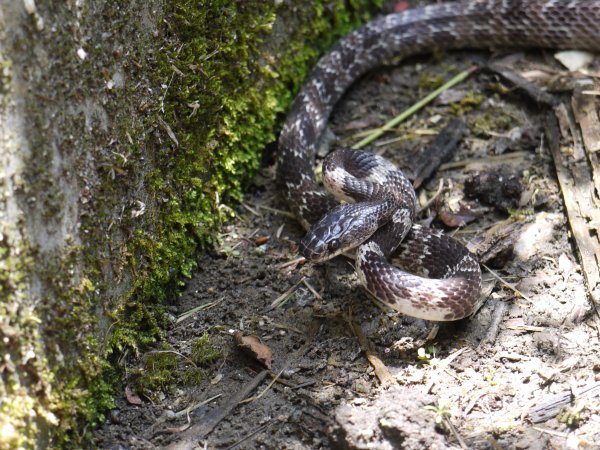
[419,178,445,211]
[164,370,269,450]
[224,422,272,450]
[247,202,296,219]
[443,416,469,450]
[438,151,529,171]
[176,299,223,324]
[240,365,287,404]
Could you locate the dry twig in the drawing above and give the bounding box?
[164,370,269,450]
[348,311,397,387]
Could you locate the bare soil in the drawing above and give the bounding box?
[95,49,600,449]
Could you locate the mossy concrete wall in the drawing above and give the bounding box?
[0,0,382,447]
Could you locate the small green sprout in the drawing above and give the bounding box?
[417,344,438,363]
[424,401,451,425]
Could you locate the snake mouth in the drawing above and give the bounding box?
[298,237,326,261]
[299,235,349,263]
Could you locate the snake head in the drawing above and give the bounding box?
[299,203,379,262]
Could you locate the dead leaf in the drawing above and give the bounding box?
[438,207,478,227]
[255,235,270,245]
[234,332,273,369]
[125,385,143,406]
[554,50,594,71]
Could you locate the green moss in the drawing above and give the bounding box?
[507,207,534,219]
[106,301,167,355]
[190,333,221,366]
[448,90,486,115]
[557,407,584,428]
[181,368,205,387]
[135,349,180,395]
[126,0,385,311]
[418,72,445,90]
[0,230,41,449]
[468,109,516,135]
[130,334,221,397]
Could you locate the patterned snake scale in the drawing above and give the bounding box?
[276,0,600,321]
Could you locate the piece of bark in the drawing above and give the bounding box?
[529,382,600,423]
[164,370,269,450]
[484,63,557,107]
[545,101,600,313]
[477,300,509,348]
[571,82,600,153]
[467,218,523,268]
[413,118,466,188]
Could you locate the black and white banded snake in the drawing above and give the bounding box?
[276,0,600,321]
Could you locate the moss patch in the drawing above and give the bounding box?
[468,109,516,135]
[190,333,221,366]
[130,333,222,398]
[126,0,385,313]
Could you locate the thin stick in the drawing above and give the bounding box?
[439,150,529,170]
[302,278,322,300]
[145,394,222,438]
[240,202,260,216]
[165,370,269,450]
[419,178,445,211]
[225,422,272,450]
[349,312,397,387]
[478,300,508,348]
[531,427,568,438]
[240,366,288,404]
[443,416,469,450]
[274,256,306,270]
[174,394,222,418]
[482,263,533,303]
[352,67,477,149]
[270,277,305,308]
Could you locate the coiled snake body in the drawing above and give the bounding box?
[277,0,600,321]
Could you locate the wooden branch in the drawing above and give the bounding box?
[485,63,557,107]
[544,86,600,316]
[529,381,600,423]
[164,370,269,450]
[413,118,466,188]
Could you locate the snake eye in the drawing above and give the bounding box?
[328,239,341,252]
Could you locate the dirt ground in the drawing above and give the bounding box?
[95,46,600,449]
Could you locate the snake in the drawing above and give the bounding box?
[276,0,600,321]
